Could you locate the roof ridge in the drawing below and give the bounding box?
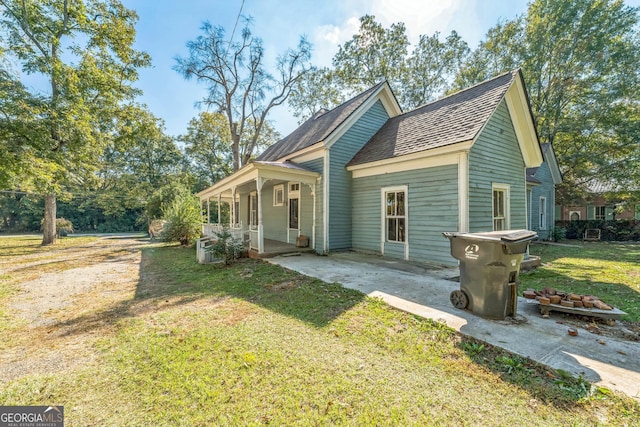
[400,69,519,116]
[257,80,388,161]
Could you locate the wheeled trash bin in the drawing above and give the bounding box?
[442,230,537,319]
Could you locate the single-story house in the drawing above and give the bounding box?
[557,180,640,222]
[526,143,562,240]
[196,69,543,266]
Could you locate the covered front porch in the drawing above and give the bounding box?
[196,161,321,258]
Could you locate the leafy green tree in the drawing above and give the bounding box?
[181,112,232,189]
[175,18,311,171]
[99,106,187,228]
[453,0,640,199]
[0,0,150,244]
[289,15,470,120]
[287,67,343,124]
[399,31,469,109]
[332,15,409,93]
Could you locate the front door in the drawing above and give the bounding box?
[289,198,299,229]
[288,183,300,244]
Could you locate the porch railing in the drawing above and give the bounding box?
[249,229,259,251]
[202,223,245,240]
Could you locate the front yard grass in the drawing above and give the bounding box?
[1,238,639,425]
[522,241,640,323]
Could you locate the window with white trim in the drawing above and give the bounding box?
[595,206,606,220]
[273,184,284,207]
[539,196,547,230]
[288,182,300,229]
[249,192,258,229]
[492,184,510,231]
[385,189,406,242]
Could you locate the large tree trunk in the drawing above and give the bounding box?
[42,194,57,245]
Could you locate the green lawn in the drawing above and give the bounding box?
[1,238,639,425]
[522,241,640,323]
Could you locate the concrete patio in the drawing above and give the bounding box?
[267,251,640,401]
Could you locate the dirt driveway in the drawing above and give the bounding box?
[1,235,149,383]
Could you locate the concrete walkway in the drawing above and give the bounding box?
[267,252,640,401]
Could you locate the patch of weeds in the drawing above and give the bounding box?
[460,340,486,357]
[495,354,531,377]
[554,370,593,400]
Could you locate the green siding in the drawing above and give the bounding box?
[469,101,527,232]
[352,165,459,266]
[300,158,324,253]
[298,183,314,245]
[261,181,288,242]
[329,100,389,251]
[529,161,556,240]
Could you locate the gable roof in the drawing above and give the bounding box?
[527,143,563,185]
[348,70,523,166]
[258,81,388,162]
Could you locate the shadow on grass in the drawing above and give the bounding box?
[52,244,365,340]
[135,245,366,328]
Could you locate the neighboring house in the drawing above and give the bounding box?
[526,143,562,240]
[196,69,543,266]
[557,180,640,222]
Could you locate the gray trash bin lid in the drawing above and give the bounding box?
[443,229,537,245]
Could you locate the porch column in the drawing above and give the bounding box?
[256,177,265,253]
[305,182,316,251]
[231,186,237,227]
[206,198,210,224]
[217,194,222,225]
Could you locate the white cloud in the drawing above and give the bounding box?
[369,0,470,43]
[308,0,482,67]
[312,17,360,66]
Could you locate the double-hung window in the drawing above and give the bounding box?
[492,184,510,231]
[595,206,606,220]
[385,189,406,242]
[539,196,547,230]
[273,184,284,207]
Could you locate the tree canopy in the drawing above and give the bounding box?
[288,15,469,122]
[0,0,151,243]
[453,0,640,201]
[175,18,311,171]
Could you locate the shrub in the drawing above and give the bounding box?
[162,193,202,246]
[550,227,566,242]
[56,217,74,237]
[207,228,244,265]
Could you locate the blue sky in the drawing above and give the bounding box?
[123,0,639,138]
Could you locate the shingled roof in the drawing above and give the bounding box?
[348,70,521,166]
[257,81,387,162]
[526,143,549,182]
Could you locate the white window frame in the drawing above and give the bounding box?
[492,183,510,231]
[569,211,581,221]
[249,191,258,229]
[595,206,606,220]
[539,196,547,230]
[288,182,300,231]
[380,186,409,260]
[273,184,284,207]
